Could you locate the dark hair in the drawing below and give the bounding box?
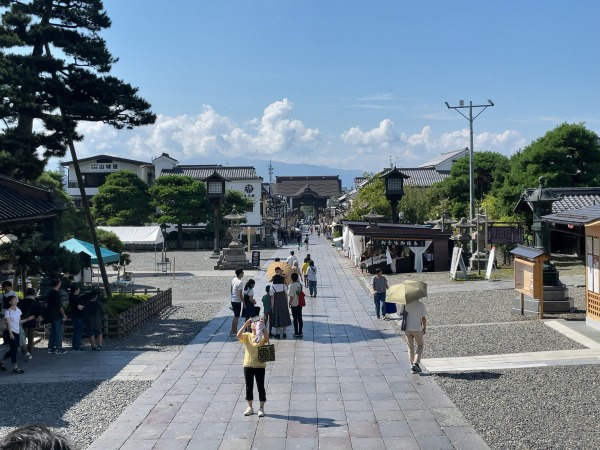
[7,294,17,303]
[244,279,255,289]
[309,260,314,267]
[2,280,12,288]
[25,288,36,297]
[375,268,382,273]
[265,285,270,293]
[235,268,244,277]
[0,425,74,450]
[290,251,294,255]
[50,279,61,288]
[291,273,299,282]
[274,257,281,262]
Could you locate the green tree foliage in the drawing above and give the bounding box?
[399,185,447,224]
[438,151,510,218]
[91,171,151,225]
[223,190,254,221]
[0,0,155,181]
[149,175,209,248]
[345,177,391,221]
[96,229,123,253]
[498,123,600,211]
[0,232,81,279]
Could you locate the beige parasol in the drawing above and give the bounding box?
[266,261,293,284]
[386,280,428,304]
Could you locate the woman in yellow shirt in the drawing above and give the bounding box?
[237,317,269,417]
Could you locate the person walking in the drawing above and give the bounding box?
[242,279,257,326]
[261,285,273,337]
[4,295,35,374]
[372,268,389,319]
[288,273,304,337]
[45,279,68,354]
[404,299,428,373]
[307,260,318,297]
[301,257,310,285]
[304,235,309,250]
[286,250,298,267]
[296,232,302,250]
[271,267,291,338]
[18,287,40,360]
[230,268,244,336]
[237,317,269,417]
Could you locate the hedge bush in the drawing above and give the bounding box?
[105,293,151,318]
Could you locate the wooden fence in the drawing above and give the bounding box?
[57,288,173,339]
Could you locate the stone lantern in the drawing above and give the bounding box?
[452,217,474,248]
[215,208,251,270]
[515,176,573,313]
[468,208,488,271]
[263,214,275,248]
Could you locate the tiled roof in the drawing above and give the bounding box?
[399,168,449,187]
[61,154,151,166]
[274,176,342,197]
[520,187,600,213]
[0,176,65,225]
[162,165,262,181]
[419,148,468,168]
[542,204,600,226]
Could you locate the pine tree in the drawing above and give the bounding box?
[0,0,156,180]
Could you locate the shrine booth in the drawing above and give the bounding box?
[542,205,600,330]
[342,221,452,274]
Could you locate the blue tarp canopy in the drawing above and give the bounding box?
[60,238,120,264]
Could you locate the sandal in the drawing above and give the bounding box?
[13,368,24,374]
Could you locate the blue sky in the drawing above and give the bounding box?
[69,0,600,174]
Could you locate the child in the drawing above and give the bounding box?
[261,285,273,337]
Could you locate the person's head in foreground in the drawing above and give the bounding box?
[0,425,74,450]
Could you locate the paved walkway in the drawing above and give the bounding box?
[87,235,489,450]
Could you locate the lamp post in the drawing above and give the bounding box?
[382,168,409,223]
[203,172,228,258]
[444,99,494,222]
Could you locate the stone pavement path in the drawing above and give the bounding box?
[88,235,488,450]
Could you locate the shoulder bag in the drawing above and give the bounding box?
[400,305,408,331]
[298,287,306,307]
[257,343,276,362]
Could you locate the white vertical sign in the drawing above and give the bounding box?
[485,246,496,280]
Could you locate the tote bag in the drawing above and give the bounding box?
[257,343,276,362]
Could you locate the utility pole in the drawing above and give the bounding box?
[444,100,494,221]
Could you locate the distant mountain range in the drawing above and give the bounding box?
[237,157,364,191]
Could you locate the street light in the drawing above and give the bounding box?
[203,171,229,257]
[444,99,494,222]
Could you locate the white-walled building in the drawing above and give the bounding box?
[161,165,264,227]
[61,155,155,206]
[61,153,263,226]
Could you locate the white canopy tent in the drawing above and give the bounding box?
[98,226,163,245]
[98,226,167,275]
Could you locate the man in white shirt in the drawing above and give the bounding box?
[286,251,298,267]
[403,299,427,374]
[230,268,244,336]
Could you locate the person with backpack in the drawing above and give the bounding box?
[288,273,304,337]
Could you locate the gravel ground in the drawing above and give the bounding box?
[0,380,151,450]
[432,366,600,450]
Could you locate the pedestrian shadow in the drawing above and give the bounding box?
[432,371,503,380]
[264,413,341,427]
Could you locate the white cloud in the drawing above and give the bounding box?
[74,99,319,163]
[70,104,526,173]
